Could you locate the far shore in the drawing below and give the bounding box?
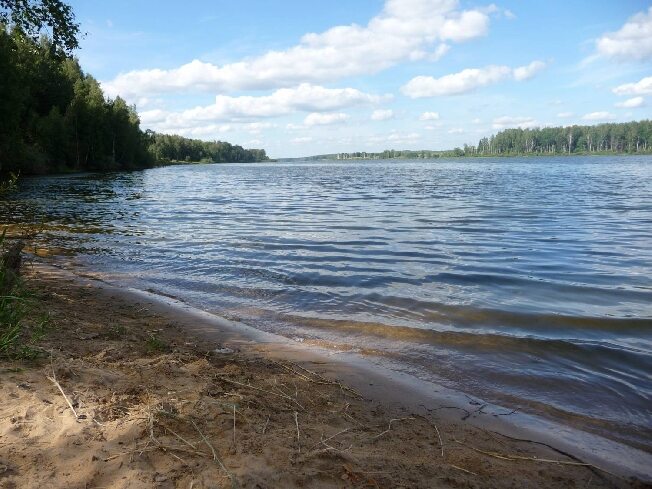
[0,259,650,488]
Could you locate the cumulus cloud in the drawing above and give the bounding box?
[139,84,382,133]
[582,111,616,121]
[291,137,313,144]
[492,116,538,130]
[402,61,546,97]
[386,131,422,143]
[596,7,652,61]
[371,109,394,121]
[513,60,547,81]
[612,76,652,96]
[557,112,574,118]
[304,112,349,126]
[103,0,492,98]
[448,128,464,134]
[615,96,645,108]
[419,111,440,120]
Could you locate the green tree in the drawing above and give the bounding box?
[0,0,80,54]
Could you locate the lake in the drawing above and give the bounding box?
[4,156,652,451]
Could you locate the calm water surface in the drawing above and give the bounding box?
[4,157,652,450]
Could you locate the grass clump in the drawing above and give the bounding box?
[1,175,51,359]
[0,232,29,357]
[146,333,168,353]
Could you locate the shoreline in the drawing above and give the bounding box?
[0,258,648,487]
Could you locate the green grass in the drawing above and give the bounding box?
[1,174,50,359]
[146,333,168,353]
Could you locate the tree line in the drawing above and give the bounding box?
[0,5,267,176]
[474,121,652,156]
[149,133,268,164]
[310,121,652,160]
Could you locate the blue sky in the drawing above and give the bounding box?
[68,0,652,158]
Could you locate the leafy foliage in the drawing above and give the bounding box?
[475,121,652,156]
[330,121,652,160]
[149,132,268,164]
[0,28,155,174]
[0,0,80,54]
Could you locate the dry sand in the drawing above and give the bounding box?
[0,264,649,489]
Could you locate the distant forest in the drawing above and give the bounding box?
[149,134,268,164]
[322,120,652,160]
[0,20,267,175]
[475,121,651,156]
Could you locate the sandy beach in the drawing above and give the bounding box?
[0,261,648,488]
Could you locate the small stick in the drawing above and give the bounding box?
[294,411,300,453]
[453,440,621,478]
[218,376,303,409]
[262,415,270,435]
[308,427,350,452]
[46,374,79,420]
[370,417,414,441]
[434,423,444,458]
[161,424,197,450]
[190,420,239,489]
[233,404,236,446]
[450,464,477,476]
[415,413,444,457]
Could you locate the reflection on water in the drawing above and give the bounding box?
[3,156,652,450]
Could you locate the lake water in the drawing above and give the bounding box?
[4,156,652,451]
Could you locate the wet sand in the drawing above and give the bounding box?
[0,261,650,488]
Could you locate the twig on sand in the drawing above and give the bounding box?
[294,411,301,452]
[104,444,207,462]
[433,423,444,457]
[283,361,364,399]
[262,415,270,435]
[415,413,444,457]
[191,419,239,489]
[233,404,236,446]
[450,464,477,476]
[308,427,350,452]
[453,439,621,479]
[217,376,303,410]
[370,417,414,441]
[46,372,79,420]
[160,423,198,450]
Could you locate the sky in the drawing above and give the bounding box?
[68,0,652,158]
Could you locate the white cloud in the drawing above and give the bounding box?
[612,76,652,96]
[103,0,492,98]
[386,131,422,143]
[402,61,546,97]
[581,111,616,121]
[291,137,313,144]
[147,123,232,139]
[304,112,349,126]
[615,96,645,108]
[504,9,516,20]
[492,116,538,130]
[557,112,574,118]
[448,128,464,134]
[246,122,276,134]
[471,118,482,124]
[139,84,382,134]
[595,7,652,61]
[419,111,440,120]
[371,109,394,121]
[513,60,547,81]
